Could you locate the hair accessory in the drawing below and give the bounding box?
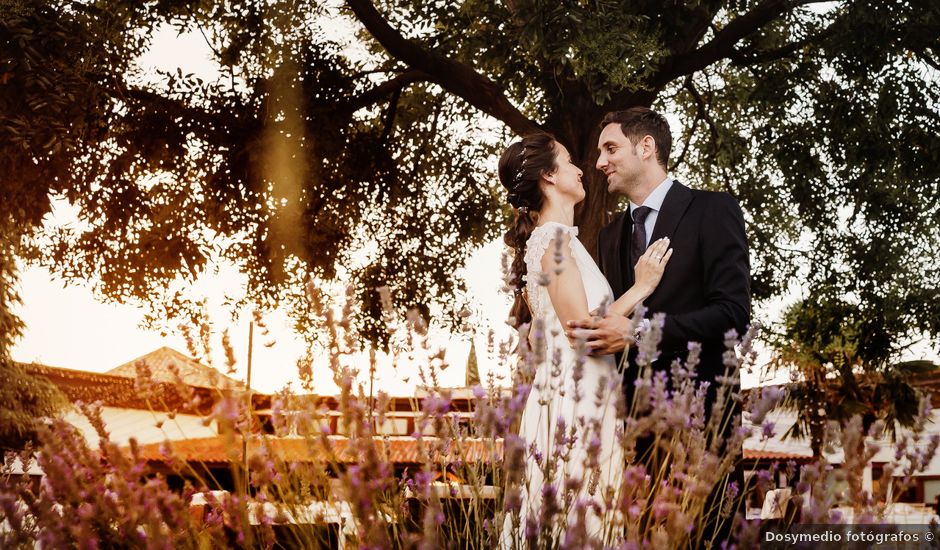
[513,144,527,184]
[518,206,529,215]
[512,168,525,183]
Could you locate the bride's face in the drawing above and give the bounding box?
[547,142,585,204]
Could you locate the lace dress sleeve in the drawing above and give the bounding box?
[523,223,579,321]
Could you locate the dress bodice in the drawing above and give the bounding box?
[523,222,614,325]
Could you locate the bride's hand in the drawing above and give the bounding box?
[634,238,673,296]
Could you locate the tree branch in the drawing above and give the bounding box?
[379,86,401,144]
[185,5,238,93]
[650,0,829,86]
[345,0,539,135]
[730,26,836,66]
[685,77,718,145]
[343,69,429,112]
[668,78,703,172]
[118,85,233,143]
[672,3,723,55]
[917,51,940,73]
[408,101,443,182]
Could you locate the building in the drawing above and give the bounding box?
[15,348,940,541]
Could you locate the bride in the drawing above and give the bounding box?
[497,132,672,546]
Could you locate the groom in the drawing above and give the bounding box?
[567,107,750,412]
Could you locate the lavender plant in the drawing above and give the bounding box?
[2,274,937,549]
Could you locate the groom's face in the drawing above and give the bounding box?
[596,123,642,196]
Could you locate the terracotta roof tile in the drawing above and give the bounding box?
[107,347,245,389]
[140,437,817,465]
[21,363,269,414]
[133,436,503,465]
[742,449,813,461]
[23,363,204,413]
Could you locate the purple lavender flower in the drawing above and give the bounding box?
[761,421,776,440]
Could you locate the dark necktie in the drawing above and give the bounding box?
[630,206,653,269]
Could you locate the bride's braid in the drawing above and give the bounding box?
[498,132,558,329]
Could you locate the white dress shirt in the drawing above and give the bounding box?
[628,176,674,248]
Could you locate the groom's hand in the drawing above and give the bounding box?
[566,314,632,356]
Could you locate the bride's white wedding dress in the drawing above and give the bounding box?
[501,222,624,546]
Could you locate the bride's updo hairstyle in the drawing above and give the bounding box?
[498,131,558,329]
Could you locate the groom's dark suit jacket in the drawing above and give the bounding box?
[598,181,751,396]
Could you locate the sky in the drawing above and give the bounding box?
[10,22,887,395]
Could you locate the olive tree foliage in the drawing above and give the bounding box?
[776,296,937,457]
[0,218,65,449]
[2,0,501,345]
[2,0,939,362]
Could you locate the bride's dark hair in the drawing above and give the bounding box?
[498,131,558,329]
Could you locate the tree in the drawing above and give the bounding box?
[774,297,937,457]
[2,0,939,362]
[0,1,124,444]
[0,215,64,448]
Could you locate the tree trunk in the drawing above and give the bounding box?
[810,416,824,459]
[541,112,620,261]
[550,93,653,261]
[574,163,618,261]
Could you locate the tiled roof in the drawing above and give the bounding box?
[22,363,209,413]
[742,449,813,461]
[133,436,503,465]
[21,363,270,414]
[108,347,245,389]
[135,435,813,465]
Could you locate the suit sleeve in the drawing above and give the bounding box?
[660,193,751,349]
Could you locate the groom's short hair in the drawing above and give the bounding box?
[601,107,672,168]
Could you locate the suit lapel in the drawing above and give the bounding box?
[650,180,693,243]
[604,181,693,298]
[624,215,635,290]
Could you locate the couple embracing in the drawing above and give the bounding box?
[497,107,751,545]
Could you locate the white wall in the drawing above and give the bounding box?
[62,406,217,448]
